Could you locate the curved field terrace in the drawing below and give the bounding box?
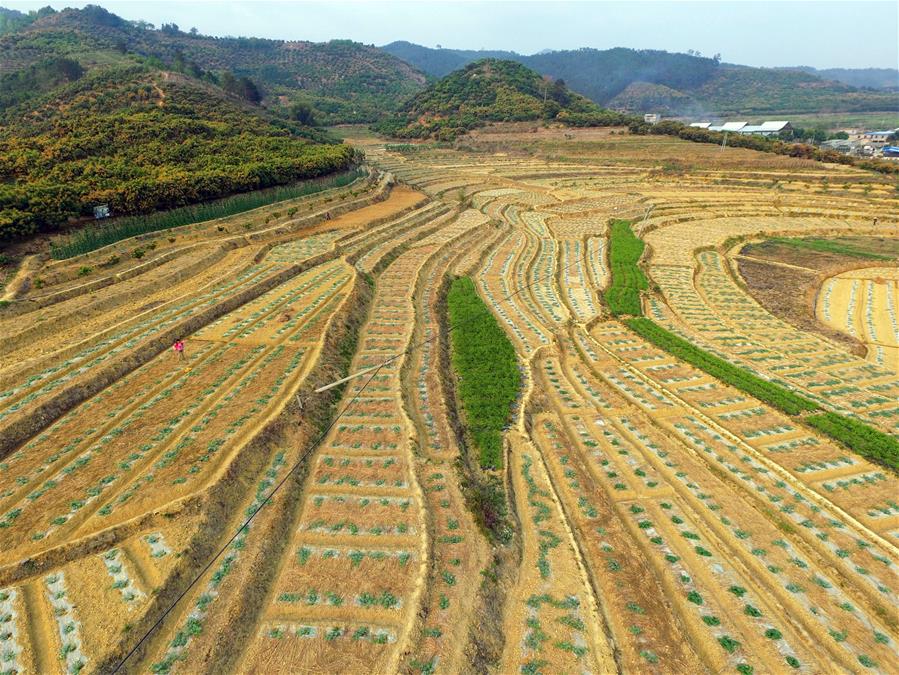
[1,129,897,675]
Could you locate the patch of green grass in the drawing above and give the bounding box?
[806,412,899,471]
[604,220,648,316]
[769,237,894,261]
[447,276,520,469]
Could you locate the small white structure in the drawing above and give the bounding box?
[740,121,791,136]
[644,113,660,124]
[707,121,749,133]
[700,120,792,136]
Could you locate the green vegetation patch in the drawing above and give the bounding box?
[806,412,899,471]
[447,276,520,469]
[768,237,894,261]
[0,61,355,245]
[604,219,648,316]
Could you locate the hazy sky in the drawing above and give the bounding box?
[5,1,898,69]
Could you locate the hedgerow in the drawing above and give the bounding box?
[447,276,520,469]
[625,317,820,416]
[49,167,364,259]
[805,412,899,471]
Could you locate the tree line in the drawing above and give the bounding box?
[629,120,899,176]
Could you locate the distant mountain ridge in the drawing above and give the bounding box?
[784,66,898,91]
[381,42,898,116]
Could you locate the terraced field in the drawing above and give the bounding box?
[1,129,897,674]
[818,268,899,373]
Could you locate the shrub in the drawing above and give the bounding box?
[718,635,740,653]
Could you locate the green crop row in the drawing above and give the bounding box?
[49,167,365,260]
[447,276,520,470]
[806,412,899,471]
[604,220,648,316]
[625,317,820,416]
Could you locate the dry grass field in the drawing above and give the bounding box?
[1,128,897,674]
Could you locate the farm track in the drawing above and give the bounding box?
[2,133,898,675]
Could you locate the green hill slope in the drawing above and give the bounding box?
[381,43,898,116]
[0,7,356,243]
[374,58,629,140]
[2,6,427,123]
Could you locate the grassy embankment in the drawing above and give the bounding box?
[767,237,895,261]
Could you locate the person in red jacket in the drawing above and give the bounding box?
[173,338,185,361]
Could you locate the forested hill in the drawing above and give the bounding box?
[0,6,357,243]
[381,43,898,116]
[373,58,630,140]
[1,6,427,123]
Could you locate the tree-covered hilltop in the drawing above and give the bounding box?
[373,59,632,140]
[1,5,427,124]
[0,7,358,243]
[381,43,898,116]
